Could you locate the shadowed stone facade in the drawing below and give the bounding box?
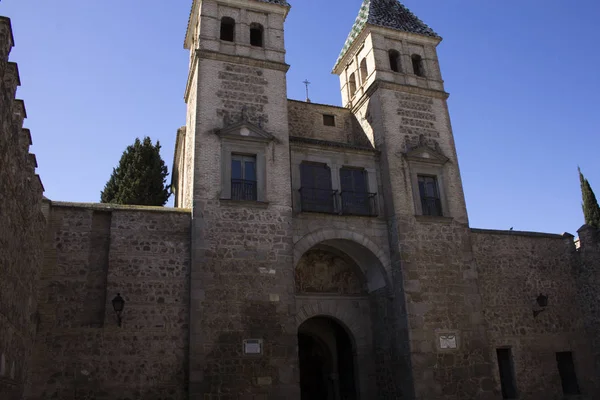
[25,203,191,400]
[2,1,600,399]
[0,16,46,400]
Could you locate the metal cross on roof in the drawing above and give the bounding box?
[303,79,311,103]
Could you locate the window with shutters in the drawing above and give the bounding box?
[231,154,257,201]
[340,167,377,216]
[418,175,442,216]
[299,162,335,213]
[556,352,581,395]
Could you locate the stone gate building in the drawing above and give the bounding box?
[2,1,600,399]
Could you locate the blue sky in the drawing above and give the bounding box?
[3,0,599,235]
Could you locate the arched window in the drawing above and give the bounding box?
[349,73,357,97]
[220,17,235,42]
[412,54,424,77]
[388,50,401,72]
[359,58,368,83]
[250,23,264,47]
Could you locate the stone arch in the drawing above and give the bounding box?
[298,316,359,400]
[294,229,391,292]
[296,304,366,349]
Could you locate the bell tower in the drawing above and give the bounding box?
[334,0,496,398]
[174,0,291,208]
[177,1,298,399]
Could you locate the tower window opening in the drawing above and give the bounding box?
[349,73,357,97]
[359,58,368,83]
[250,23,264,47]
[220,17,235,42]
[412,54,424,77]
[389,50,401,72]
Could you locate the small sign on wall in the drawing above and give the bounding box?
[439,334,457,349]
[243,339,263,355]
[436,331,459,351]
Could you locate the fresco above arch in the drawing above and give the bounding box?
[295,248,366,295]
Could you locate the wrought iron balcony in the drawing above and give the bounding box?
[231,179,257,201]
[421,196,443,216]
[299,187,338,214]
[340,191,378,217]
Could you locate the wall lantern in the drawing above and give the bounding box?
[111,293,125,327]
[533,293,548,318]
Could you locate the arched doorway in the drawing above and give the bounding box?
[298,317,358,400]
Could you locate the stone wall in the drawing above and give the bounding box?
[353,58,495,397]
[189,38,297,397]
[287,100,372,147]
[0,16,46,400]
[576,225,600,387]
[473,228,599,399]
[26,203,191,400]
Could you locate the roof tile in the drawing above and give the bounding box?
[334,0,439,70]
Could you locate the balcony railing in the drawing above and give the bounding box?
[299,187,337,214]
[231,179,257,201]
[340,191,378,216]
[299,188,378,216]
[421,196,443,216]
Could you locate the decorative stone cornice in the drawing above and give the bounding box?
[196,49,290,72]
[216,120,276,143]
[290,136,379,155]
[351,79,449,112]
[404,144,449,165]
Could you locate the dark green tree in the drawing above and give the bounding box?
[100,137,170,206]
[579,167,600,228]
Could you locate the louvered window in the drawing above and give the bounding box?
[418,175,442,216]
[299,162,335,213]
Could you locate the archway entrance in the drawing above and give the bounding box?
[298,317,357,400]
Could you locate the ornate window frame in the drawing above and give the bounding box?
[216,121,274,202]
[405,145,451,218]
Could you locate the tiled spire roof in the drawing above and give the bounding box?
[334,0,439,69]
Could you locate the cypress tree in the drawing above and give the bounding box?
[579,167,600,228]
[100,137,170,206]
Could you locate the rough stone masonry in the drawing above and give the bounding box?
[2,1,600,399]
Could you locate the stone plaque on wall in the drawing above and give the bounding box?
[439,335,457,349]
[243,339,263,355]
[436,331,459,351]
